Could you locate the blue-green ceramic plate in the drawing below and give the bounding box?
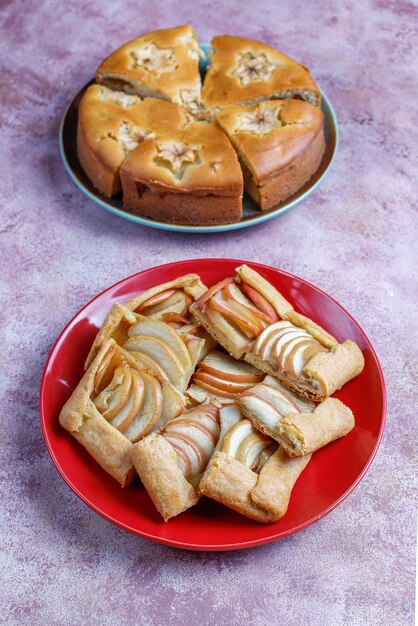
[59,45,338,233]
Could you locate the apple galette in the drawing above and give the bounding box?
[85,273,212,369]
[59,268,363,524]
[59,339,186,486]
[235,375,354,455]
[199,406,311,522]
[75,25,327,224]
[190,264,365,401]
[130,402,221,520]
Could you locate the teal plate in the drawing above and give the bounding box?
[59,45,339,233]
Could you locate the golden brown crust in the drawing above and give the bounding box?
[215,100,324,184]
[85,275,207,370]
[118,120,244,225]
[59,340,138,485]
[202,35,320,110]
[96,25,203,108]
[191,265,364,401]
[130,433,199,521]
[276,398,355,456]
[199,448,310,522]
[77,85,190,198]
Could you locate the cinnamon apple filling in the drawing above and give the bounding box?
[220,419,278,473]
[251,320,328,380]
[162,404,220,479]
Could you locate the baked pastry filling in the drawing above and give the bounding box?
[129,43,177,74]
[162,404,220,479]
[198,276,279,342]
[154,141,201,178]
[220,418,278,473]
[186,349,264,405]
[232,52,277,85]
[251,320,328,380]
[99,87,142,108]
[106,121,155,155]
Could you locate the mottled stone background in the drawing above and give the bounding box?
[0,0,416,624]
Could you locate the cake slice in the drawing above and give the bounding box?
[215,99,325,210]
[202,35,320,111]
[96,25,206,116]
[77,85,190,197]
[190,264,365,401]
[119,120,244,225]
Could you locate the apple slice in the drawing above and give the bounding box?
[256,443,279,472]
[235,393,284,431]
[205,305,251,349]
[163,405,221,478]
[93,365,131,420]
[123,335,189,391]
[276,333,315,371]
[224,282,272,324]
[127,350,169,381]
[235,431,274,471]
[240,282,279,323]
[262,376,316,413]
[108,370,145,432]
[186,384,226,406]
[220,419,254,458]
[199,350,264,383]
[252,321,298,359]
[151,380,186,433]
[127,318,192,375]
[249,383,301,416]
[211,290,266,336]
[284,340,328,379]
[123,371,163,442]
[136,289,177,312]
[194,370,254,394]
[193,277,234,309]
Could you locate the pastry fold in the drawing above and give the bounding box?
[190,264,364,401]
[199,409,310,522]
[130,402,221,520]
[276,398,355,457]
[235,375,354,455]
[59,339,185,484]
[85,273,208,370]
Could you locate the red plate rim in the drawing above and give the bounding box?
[39,259,387,550]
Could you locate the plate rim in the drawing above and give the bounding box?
[39,258,386,551]
[59,48,339,234]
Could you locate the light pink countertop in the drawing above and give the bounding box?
[0,1,416,624]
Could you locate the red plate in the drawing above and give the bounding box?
[40,259,386,550]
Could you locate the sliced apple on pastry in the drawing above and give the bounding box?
[123,335,189,391]
[186,349,264,406]
[93,366,145,431]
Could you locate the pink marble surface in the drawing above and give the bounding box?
[1,0,416,624]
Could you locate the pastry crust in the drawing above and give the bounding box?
[199,413,311,522]
[96,25,204,114]
[215,100,325,211]
[77,85,189,197]
[235,376,354,454]
[131,433,199,521]
[202,35,320,110]
[59,339,186,484]
[130,402,221,520]
[190,264,365,401]
[59,340,139,485]
[119,120,244,226]
[85,274,207,369]
[276,398,355,456]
